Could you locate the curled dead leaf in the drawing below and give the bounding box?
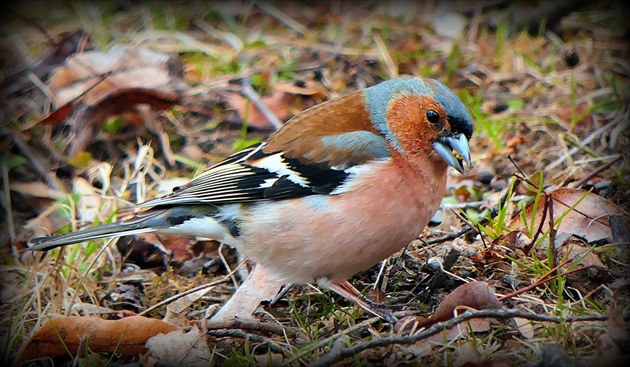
[426,282,502,326]
[20,316,181,362]
[44,46,187,155]
[48,46,184,107]
[510,188,628,244]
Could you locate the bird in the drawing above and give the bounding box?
[29,77,473,319]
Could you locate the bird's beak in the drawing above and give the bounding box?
[432,134,472,174]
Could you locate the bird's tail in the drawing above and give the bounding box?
[29,205,225,251]
[28,221,156,251]
[28,211,164,251]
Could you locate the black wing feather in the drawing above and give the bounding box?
[136,142,350,208]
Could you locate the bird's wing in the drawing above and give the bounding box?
[138,91,391,208]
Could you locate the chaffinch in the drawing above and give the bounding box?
[29,77,473,317]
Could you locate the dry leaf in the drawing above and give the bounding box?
[395,282,501,350]
[224,80,325,129]
[166,286,212,317]
[146,325,213,366]
[48,46,183,106]
[45,46,186,155]
[425,282,502,326]
[510,188,628,243]
[20,316,181,361]
[555,236,606,270]
[513,317,535,339]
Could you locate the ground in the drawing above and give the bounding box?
[1,1,629,366]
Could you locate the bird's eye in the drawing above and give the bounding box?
[426,109,440,124]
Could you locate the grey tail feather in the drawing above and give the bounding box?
[28,222,156,251]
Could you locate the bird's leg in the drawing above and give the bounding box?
[336,279,363,297]
[336,279,392,308]
[269,283,294,306]
[327,280,398,323]
[210,263,284,322]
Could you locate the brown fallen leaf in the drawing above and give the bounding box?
[396,282,501,340]
[28,101,75,127]
[49,46,184,106]
[20,315,181,361]
[555,236,606,269]
[510,188,628,244]
[44,46,187,155]
[426,282,502,325]
[512,316,535,339]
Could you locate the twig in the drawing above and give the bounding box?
[546,117,620,170]
[423,226,475,246]
[206,328,286,354]
[283,310,419,366]
[1,163,16,245]
[548,194,558,269]
[571,155,622,188]
[509,155,619,226]
[254,0,313,38]
[12,134,63,191]
[241,79,284,130]
[218,243,239,290]
[527,192,549,254]
[205,319,293,336]
[308,309,608,367]
[496,261,614,302]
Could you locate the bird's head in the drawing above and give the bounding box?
[365,77,474,174]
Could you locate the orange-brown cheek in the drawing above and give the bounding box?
[385,95,441,155]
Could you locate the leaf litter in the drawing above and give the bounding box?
[1,1,629,366]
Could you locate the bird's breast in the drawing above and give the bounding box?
[239,157,447,284]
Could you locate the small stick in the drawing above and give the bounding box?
[571,155,622,188]
[12,134,63,191]
[241,79,284,130]
[309,308,608,367]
